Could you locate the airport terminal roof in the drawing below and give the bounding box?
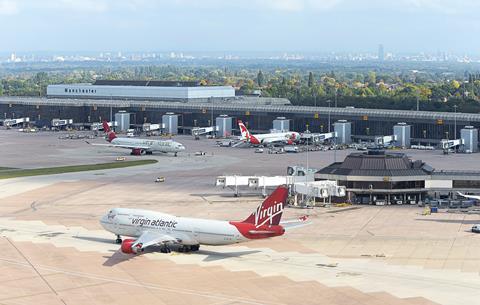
[1,96,479,122]
[317,151,432,177]
[92,80,202,87]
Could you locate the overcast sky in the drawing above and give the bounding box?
[0,0,479,54]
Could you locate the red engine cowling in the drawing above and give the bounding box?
[131,148,146,156]
[121,239,137,254]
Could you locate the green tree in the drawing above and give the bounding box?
[366,71,376,86]
[308,72,314,88]
[257,70,264,87]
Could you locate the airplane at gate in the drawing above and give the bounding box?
[87,121,185,156]
[457,192,480,201]
[238,120,300,145]
[100,186,309,254]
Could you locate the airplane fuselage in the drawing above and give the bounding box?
[100,208,284,246]
[111,137,185,154]
[246,132,301,145]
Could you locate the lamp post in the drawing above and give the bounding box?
[335,87,338,108]
[453,105,458,140]
[210,96,215,136]
[305,125,310,178]
[416,94,419,111]
[327,100,332,133]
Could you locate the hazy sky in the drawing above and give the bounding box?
[0,0,479,53]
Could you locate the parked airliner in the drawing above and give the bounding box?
[238,121,300,145]
[100,186,309,254]
[88,121,185,156]
[457,192,480,201]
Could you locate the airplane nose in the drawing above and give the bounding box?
[100,214,109,227]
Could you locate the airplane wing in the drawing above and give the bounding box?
[85,141,150,150]
[457,192,480,200]
[262,137,289,144]
[280,215,312,231]
[133,231,177,250]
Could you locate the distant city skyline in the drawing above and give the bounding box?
[0,0,480,54]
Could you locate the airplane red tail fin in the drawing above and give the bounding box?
[102,120,111,133]
[107,131,117,142]
[243,186,289,227]
[238,120,250,140]
[102,121,116,142]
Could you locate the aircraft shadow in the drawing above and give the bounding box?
[198,249,261,262]
[103,250,135,266]
[73,236,115,244]
[102,246,260,266]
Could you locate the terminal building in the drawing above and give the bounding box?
[47,80,235,102]
[316,150,480,205]
[1,79,480,144]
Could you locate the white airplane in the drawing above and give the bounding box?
[100,186,309,254]
[457,192,480,201]
[87,121,186,156]
[238,121,300,146]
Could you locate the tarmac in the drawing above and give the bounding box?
[1,130,480,305]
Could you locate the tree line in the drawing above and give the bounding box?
[1,65,480,113]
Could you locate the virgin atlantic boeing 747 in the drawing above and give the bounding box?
[100,186,309,254]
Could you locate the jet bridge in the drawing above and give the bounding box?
[301,132,336,144]
[294,181,347,207]
[374,135,397,147]
[215,175,310,197]
[441,139,464,154]
[143,123,165,132]
[192,126,218,139]
[3,117,29,128]
[52,118,73,128]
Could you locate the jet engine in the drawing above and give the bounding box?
[131,148,146,155]
[121,239,143,254]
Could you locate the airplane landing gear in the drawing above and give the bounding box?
[115,235,122,244]
[191,244,200,251]
[178,245,192,253]
[174,152,178,157]
[160,245,171,253]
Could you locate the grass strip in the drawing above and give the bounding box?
[0,167,16,171]
[0,160,157,179]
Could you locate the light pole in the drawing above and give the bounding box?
[417,89,420,111]
[327,100,332,133]
[334,87,338,108]
[453,105,458,140]
[305,125,310,178]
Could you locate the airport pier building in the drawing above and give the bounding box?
[316,150,480,205]
[46,80,236,102]
[1,80,480,142]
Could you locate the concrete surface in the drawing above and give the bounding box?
[1,130,479,305]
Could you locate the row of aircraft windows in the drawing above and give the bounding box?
[64,88,97,94]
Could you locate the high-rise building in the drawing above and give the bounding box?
[378,44,384,61]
